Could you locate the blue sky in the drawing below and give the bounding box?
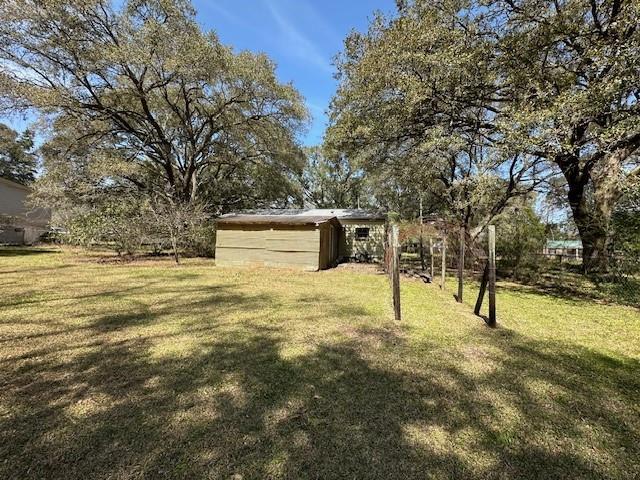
[1,1,396,145]
[194,0,396,145]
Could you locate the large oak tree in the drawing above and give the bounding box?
[327,0,546,239]
[0,0,307,204]
[327,0,640,272]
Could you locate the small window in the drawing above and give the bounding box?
[355,227,370,240]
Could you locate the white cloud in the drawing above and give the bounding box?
[264,1,334,73]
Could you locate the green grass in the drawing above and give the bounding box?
[1,247,638,479]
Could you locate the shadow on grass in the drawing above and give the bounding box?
[0,246,60,257]
[1,289,638,479]
[497,270,640,309]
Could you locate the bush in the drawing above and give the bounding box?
[183,221,216,257]
[495,205,546,279]
[60,194,215,261]
[65,198,150,256]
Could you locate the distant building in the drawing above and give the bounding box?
[0,176,51,245]
[543,239,583,259]
[216,209,386,271]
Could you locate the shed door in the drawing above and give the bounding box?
[330,224,338,264]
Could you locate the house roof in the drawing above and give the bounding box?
[235,208,386,221]
[217,213,339,227]
[0,176,31,191]
[546,240,583,249]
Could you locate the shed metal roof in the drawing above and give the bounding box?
[0,176,31,191]
[229,208,386,221]
[217,214,339,226]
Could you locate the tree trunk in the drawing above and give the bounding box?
[560,153,619,274]
[555,133,639,274]
[566,181,611,274]
[579,227,609,273]
[171,235,180,264]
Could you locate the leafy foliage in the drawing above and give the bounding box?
[299,146,366,208]
[0,124,37,184]
[0,0,307,205]
[147,195,210,263]
[65,196,152,256]
[327,0,640,270]
[327,0,546,234]
[495,201,547,279]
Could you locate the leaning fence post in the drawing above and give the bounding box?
[457,226,465,303]
[487,225,497,326]
[474,262,489,316]
[440,236,446,290]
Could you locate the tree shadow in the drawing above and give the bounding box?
[0,247,60,257]
[500,271,640,309]
[1,287,638,480]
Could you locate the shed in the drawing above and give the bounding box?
[216,214,341,271]
[223,209,387,264]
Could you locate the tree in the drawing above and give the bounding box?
[198,152,304,214]
[326,0,546,237]
[0,0,307,205]
[495,200,546,279]
[327,0,640,272]
[494,0,640,272]
[0,123,37,184]
[299,147,365,208]
[148,195,209,263]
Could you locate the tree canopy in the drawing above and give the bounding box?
[299,146,366,208]
[0,0,307,205]
[327,0,640,271]
[0,123,36,184]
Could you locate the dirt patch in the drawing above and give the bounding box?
[335,262,385,274]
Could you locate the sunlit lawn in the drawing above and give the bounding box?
[1,247,638,479]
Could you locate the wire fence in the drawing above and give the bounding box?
[393,226,640,310]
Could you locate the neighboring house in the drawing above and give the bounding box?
[215,209,386,271]
[543,239,583,259]
[0,176,51,245]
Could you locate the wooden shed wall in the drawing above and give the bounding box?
[339,220,386,261]
[216,225,321,270]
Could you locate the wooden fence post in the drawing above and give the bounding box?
[440,236,446,290]
[390,225,401,321]
[457,226,465,303]
[419,226,426,271]
[429,237,434,279]
[487,225,497,326]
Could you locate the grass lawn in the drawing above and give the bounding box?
[1,247,639,479]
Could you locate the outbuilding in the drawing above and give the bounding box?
[215,209,386,271]
[216,213,341,271]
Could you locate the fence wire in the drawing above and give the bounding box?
[394,224,640,309]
